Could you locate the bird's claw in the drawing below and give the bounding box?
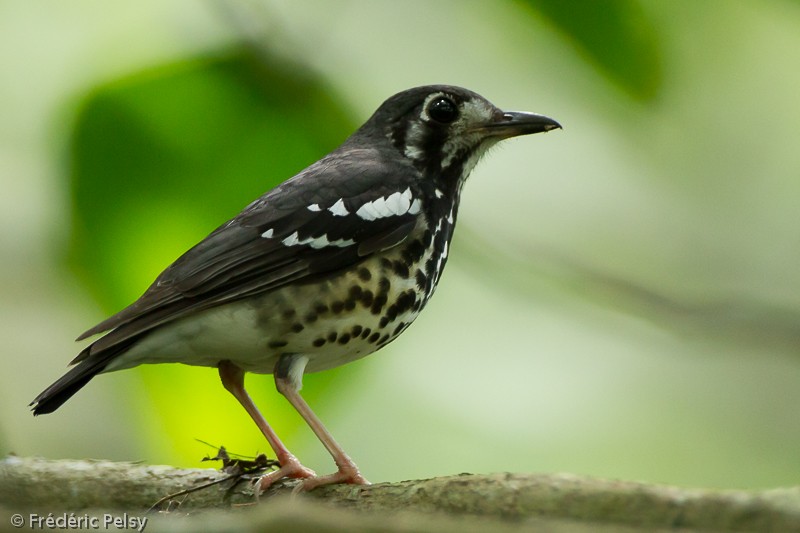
[255,458,316,494]
[290,464,370,495]
[255,459,370,496]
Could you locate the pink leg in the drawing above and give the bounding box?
[274,374,370,491]
[218,361,315,491]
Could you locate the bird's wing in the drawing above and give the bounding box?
[76,148,423,356]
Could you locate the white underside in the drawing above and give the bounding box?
[104,300,392,375]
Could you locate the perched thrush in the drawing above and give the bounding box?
[32,85,560,491]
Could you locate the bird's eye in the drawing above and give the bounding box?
[427,97,458,124]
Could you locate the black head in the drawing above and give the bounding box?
[354,85,560,181]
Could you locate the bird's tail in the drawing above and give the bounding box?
[30,339,136,415]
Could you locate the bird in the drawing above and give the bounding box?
[31,85,560,492]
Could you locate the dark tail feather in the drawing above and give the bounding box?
[30,357,108,415]
[31,337,140,415]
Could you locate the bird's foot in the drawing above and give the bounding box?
[256,455,316,494]
[291,463,370,494]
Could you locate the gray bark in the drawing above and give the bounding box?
[1,456,798,532]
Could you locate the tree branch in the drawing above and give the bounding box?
[1,456,798,532]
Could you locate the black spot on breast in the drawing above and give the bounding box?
[379,316,389,328]
[327,331,338,343]
[378,277,391,295]
[393,322,407,336]
[361,290,374,307]
[331,301,345,314]
[371,294,388,315]
[361,327,372,339]
[314,303,329,315]
[268,340,288,348]
[377,334,391,345]
[384,304,398,323]
[406,239,426,262]
[351,325,363,337]
[423,229,433,247]
[395,290,415,314]
[338,334,351,345]
[392,260,410,278]
[380,257,393,270]
[415,269,426,290]
[425,256,436,275]
[358,267,372,281]
[305,312,318,323]
[341,292,357,310]
[312,338,326,347]
[349,285,363,299]
[291,322,305,333]
[401,248,413,265]
[368,332,380,343]
[424,273,434,295]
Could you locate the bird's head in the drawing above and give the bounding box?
[357,85,560,182]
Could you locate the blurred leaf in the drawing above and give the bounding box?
[521,0,662,101]
[67,48,356,465]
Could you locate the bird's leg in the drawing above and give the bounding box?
[217,360,315,491]
[274,354,370,492]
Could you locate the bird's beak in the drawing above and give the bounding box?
[474,111,562,139]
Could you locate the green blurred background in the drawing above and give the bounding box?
[2,0,799,490]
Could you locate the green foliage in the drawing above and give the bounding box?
[68,51,354,307]
[67,48,356,464]
[522,0,662,101]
